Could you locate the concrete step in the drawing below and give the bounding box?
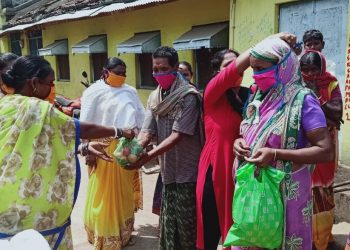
[334,164,350,223]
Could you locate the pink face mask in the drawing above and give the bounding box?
[153,72,177,90]
[252,66,277,93]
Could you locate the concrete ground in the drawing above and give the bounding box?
[71,159,160,250]
[71,159,350,250]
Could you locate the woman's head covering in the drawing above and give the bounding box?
[300,49,338,102]
[301,49,337,86]
[250,37,301,87]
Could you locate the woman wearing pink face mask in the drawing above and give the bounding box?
[196,49,251,250]
[231,37,333,250]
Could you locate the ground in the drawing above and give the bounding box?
[71,159,350,250]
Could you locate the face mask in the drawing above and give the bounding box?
[153,72,177,90]
[106,72,126,87]
[0,83,15,95]
[252,66,278,93]
[45,86,56,104]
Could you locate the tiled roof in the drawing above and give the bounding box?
[8,0,116,26]
[1,0,172,35]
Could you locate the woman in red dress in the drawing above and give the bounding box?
[196,49,250,250]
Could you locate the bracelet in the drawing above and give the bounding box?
[81,142,89,156]
[273,149,277,162]
[114,127,123,139]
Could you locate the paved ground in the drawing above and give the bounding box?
[71,159,350,250]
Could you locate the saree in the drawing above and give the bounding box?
[302,50,341,249]
[232,38,316,250]
[0,95,79,250]
[80,80,144,250]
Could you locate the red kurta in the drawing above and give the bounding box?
[196,62,242,249]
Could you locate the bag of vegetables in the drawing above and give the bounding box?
[113,138,144,167]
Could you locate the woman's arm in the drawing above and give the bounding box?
[246,127,333,168]
[79,121,135,140]
[205,51,250,106]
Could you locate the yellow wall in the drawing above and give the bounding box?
[231,0,298,86]
[39,0,229,104]
[0,35,9,53]
[341,1,350,164]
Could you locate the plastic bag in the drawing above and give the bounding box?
[113,138,143,167]
[224,163,285,249]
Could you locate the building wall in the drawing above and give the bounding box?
[342,2,350,164]
[231,0,350,165]
[38,0,229,104]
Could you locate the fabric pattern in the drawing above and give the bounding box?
[0,95,77,250]
[233,38,327,250]
[159,182,196,250]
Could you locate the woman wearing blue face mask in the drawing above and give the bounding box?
[231,37,333,250]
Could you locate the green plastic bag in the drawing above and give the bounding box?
[224,163,285,249]
[113,138,143,167]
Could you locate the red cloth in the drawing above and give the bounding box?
[302,49,337,103]
[196,62,242,249]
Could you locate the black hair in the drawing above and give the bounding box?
[179,61,193,75]
[205,48,246,115]
[0,53,18,71]
[303,29,324,43]
[1,56,52,92]
[103,57,126,70]
[152,46,179,67]
[300,52,322,70]
[211,49,240,76]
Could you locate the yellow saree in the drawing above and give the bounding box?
[0,95,79,250]
[84,139,142,250]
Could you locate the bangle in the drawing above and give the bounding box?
[81,142,89,156]
[114,127,123,139]
[273,149,277,161]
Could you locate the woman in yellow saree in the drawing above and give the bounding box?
[0,56,134,250]
[81,57,145,249]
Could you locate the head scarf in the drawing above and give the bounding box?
[250,37,301,88]
[241,37,308,154]
[301,49,337,102]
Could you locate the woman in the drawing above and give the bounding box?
[196,49,250,250]
[300,50,343,250]
[81,57,145,249]
[178,61,196,87]
[0,56,134,250]
[233,37,333,249]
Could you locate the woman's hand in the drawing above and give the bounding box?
[88,141,113,162]
[233,138,251,160]
[122,129,135,139]
[245,147,274,168]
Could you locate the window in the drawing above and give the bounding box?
[10,33,22,56]
[28,30,43,56]
[56,55,70,81]
[195,48,221,90]
[91,53,108,81]
[137,53,157,88]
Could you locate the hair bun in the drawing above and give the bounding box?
[1,70,15,86]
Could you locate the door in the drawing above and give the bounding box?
[279,0,348,93]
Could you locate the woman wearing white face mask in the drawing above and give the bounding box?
[80,57,145,249]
